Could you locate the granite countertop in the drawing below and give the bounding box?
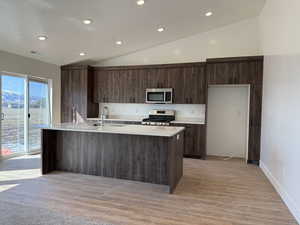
[86,116,205,125]
[43,123,185,137]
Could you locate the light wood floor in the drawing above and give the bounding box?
[0,155,297,225]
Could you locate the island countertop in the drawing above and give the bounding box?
[43,123,185,137]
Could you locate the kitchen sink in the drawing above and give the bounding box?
[108,124,127,127]
[93,123,127,127]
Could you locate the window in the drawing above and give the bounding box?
[0,73,51,158]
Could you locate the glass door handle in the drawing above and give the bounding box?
[1,113,4,120]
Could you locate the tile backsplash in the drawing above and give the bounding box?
[98,103,206,120]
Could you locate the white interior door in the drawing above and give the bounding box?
[207,85,249,159]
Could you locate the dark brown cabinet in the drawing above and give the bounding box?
[61,66,98,123]
[60,56,263,162]
[94,69,108,102]
[167,67,184,103]
[94,68,144,103]
[206,56,263,162]
[182,64,206,104]
[93,63,207,104]
[172,123,206,159]
[123,69,141,103]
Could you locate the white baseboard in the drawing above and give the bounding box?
[260,161,300,224]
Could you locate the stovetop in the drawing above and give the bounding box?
[142,118,174,123]
[142,109,176,126]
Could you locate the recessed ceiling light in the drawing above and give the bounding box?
[157,27,165,32]
[136,0,145,6]
[37,35,47,41]
[205,11,213,17]
[83,19,92,25]
[116,41,123,45]
[79,52,86,56]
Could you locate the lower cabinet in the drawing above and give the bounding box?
[91,120,206,159]
[172,123,206,159]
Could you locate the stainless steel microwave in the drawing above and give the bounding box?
[145,88,173,104]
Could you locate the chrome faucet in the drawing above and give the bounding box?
[102,106,109,119]
[99,106,109,126]
[72,106,77,124]
[100,113,105,126]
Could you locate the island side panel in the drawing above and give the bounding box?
[54,131,169,185]
[41,129,57,174]
[168,131,184,193]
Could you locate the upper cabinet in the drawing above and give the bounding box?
[94,68,144,103]
[182,64,206,104]
[93,63,207,104]
[206,56,263,85]
[61,66,98,123]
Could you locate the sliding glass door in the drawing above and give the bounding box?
[0,75,26,157]
[0,73,50,158]
[28,79,50,153]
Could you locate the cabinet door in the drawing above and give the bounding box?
[183,125,195,155]
[194,124,206,158]
[182,65,206,104]
[107,70,118,103]
[167,67,184,103]
[71,69,88,119]
[145,68,160,88]
[195,66,207,104]
[172,123,206,159]
[61,68,88,122]
[126,69,139,103]
[182,67,195,104]
[157,68,169,88]
[94,70,109,103]
[136,69,147,103]
[61,69,72,122]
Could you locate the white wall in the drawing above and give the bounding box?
[95,18,261,66]
[259,0,300,223]
[0,50,60,123]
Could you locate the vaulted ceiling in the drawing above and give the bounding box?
[0,0,265,65]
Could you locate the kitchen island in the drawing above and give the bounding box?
[42,123,185,193]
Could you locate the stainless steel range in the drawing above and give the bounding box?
[142,110,175,126]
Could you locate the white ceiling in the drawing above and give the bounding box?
[0,0,265,66]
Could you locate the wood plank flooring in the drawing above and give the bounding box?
[0,155,297,225]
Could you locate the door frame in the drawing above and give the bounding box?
[27,77,51,155]
[206,84,250,162]
[0,71,52,160]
